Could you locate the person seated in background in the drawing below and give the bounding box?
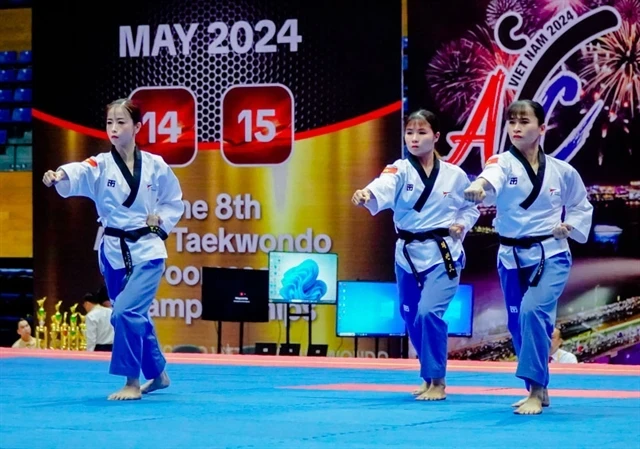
[550,327,578,364]
[81,292,115,351]
[96,284,112,308]
[12,318,37,349]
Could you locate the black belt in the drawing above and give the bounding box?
[397,228,457,289]
[94,344,113,352]
[498,235,553,287]
[104,226,168,277]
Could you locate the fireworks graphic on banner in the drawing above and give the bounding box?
[486,0,526,26]
[426,40,484,122]
[579,22,640,119]
[588,0,614,6]
[486,0,545,35]
[426,0,640,139]
[543,0,590,14]
[614,0,640,23]
[426,27,517,123]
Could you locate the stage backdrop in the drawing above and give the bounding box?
[32,0,403,356]
[33,0,640,363]
[406,0,640,363]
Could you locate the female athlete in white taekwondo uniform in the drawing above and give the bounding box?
[352,110,479,401]
[43,98,185,401]
[464,99,593,415]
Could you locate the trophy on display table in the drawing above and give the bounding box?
[35,297,48,349]
[60,312,69,350]
[68,304,79,351]
[78,313,87,351]
[37,297,88,351]
[49,301,63,349]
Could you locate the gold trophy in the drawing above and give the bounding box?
[78,313,87,351]
[60,312,69,350]
[35,297,48,349]
[49,301,63,349]
[69,304,79,351]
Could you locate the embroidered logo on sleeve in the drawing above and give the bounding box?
[83,157,98,168]
[381,165,398,175]
[486,155,500,165]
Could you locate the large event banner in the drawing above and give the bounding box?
[33,0,402,356]
[406,0,640,363]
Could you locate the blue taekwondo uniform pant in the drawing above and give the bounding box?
[100,248,166,380]
[499,251,572,389]
[395,259,462,381]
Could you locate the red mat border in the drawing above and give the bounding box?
[2,348,639,376]
[283,383,640,399]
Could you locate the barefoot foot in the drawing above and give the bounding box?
[514,385,545,415]
[514,395,543,415]
[512,388,549,407]
[141,370,171,395]
[412,381,429,396]
[416,379,446,401]
[108,378,141,401]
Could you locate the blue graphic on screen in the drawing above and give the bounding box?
[279,259,327,301]
[337,282,473,337]
[269,252,337,303]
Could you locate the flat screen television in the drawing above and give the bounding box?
[201,267,269,323]
[336,281,474,337]
[336,281,406,337]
